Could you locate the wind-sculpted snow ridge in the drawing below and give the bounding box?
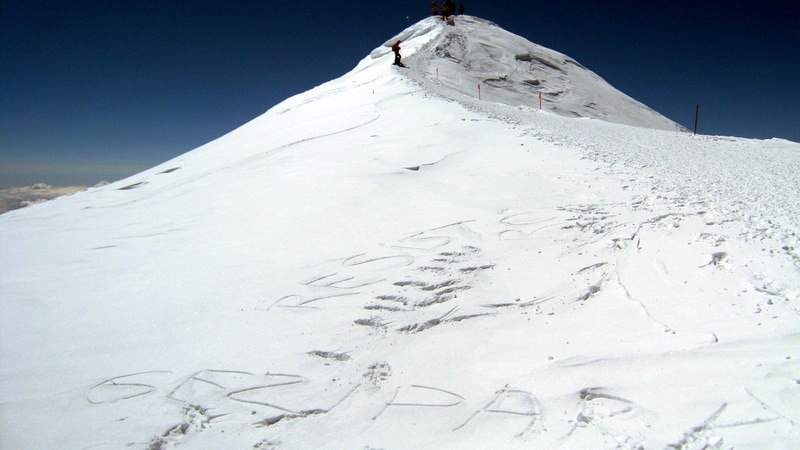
[1,15,799,450]
[403,16,686,131]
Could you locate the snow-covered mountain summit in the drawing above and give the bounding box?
[1,15,798,450]
[376,16,685,131]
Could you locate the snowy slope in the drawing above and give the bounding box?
[1,16,799,450]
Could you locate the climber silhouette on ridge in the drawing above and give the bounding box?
[392,40,406,68]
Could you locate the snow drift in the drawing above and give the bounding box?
[1,16,798,450]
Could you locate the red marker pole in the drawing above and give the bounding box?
[478,84,481,100]
[538,92,542,110]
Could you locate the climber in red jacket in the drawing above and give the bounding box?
[392,40,406,67]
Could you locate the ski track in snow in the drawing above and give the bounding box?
[1,15,799,450]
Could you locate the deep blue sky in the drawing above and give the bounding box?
[2,0,798,187]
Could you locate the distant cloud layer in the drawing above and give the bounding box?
[0,182,107,214]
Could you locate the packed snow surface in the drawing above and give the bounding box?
[1,16,799,449]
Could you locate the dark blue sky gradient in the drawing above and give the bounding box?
[1,0,798,187]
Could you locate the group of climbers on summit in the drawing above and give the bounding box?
[430,1,465,18]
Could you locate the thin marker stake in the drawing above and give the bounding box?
[478,84,481,100]
[694,104,700,135]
